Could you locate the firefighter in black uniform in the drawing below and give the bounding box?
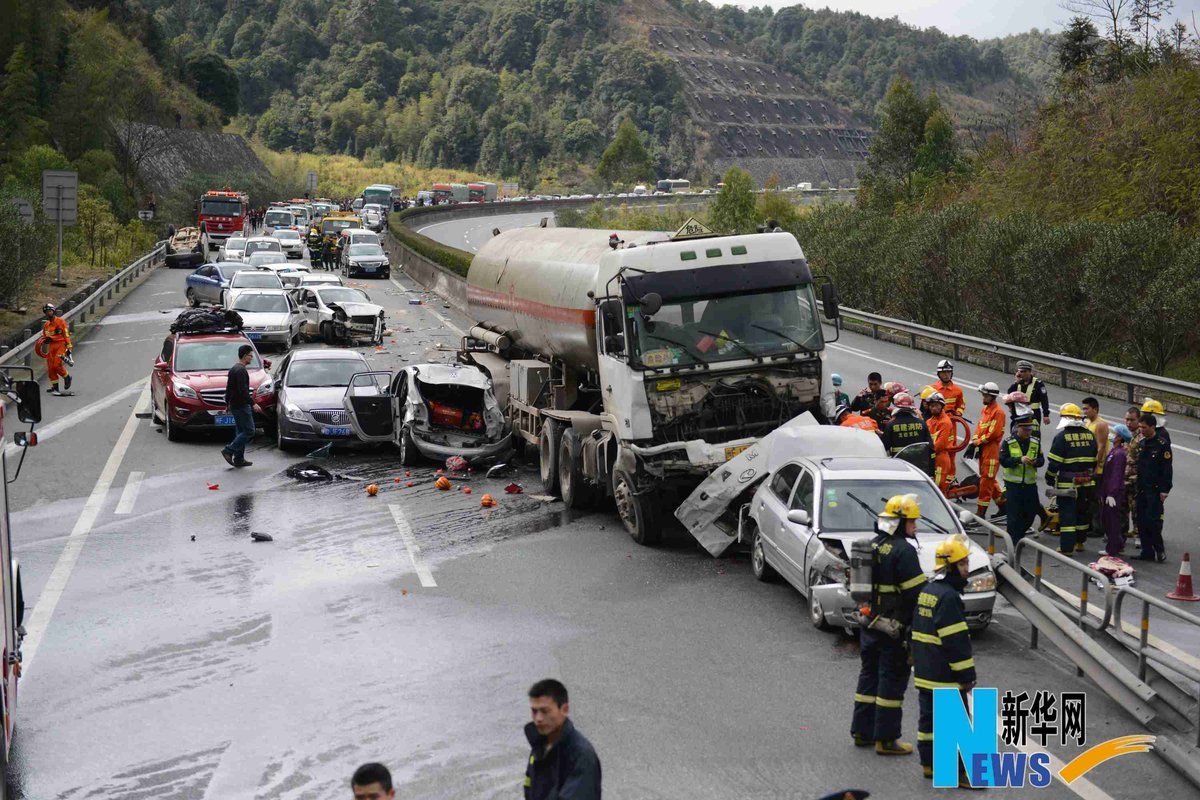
[851,494,927,756]
[1133,412,1172,563]
[1044,403,1098,554]
[882,393,934,475]
[913,533,977,787]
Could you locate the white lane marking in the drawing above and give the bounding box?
[388,276,465,337]
[993,712,1114,799]
[21,403,142,670]
[3,377,146,459]
[827,342,1200,458]
[133,380,153,418]
[114,471,144,515]
[388,503,437,587]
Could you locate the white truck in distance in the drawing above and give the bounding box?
[459,227,841,545]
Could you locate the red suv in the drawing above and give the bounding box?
[150,331,277,441]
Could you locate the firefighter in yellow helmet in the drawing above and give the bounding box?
[851,494,927,756]
[913,534,977,787]
[1045,403,1098,554]
[1140,398,1170,445]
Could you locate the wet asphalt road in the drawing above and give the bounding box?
[5,239,1198,799]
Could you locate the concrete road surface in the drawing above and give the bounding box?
[4,237,1196,799]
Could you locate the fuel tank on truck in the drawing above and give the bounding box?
[467,227,668,371]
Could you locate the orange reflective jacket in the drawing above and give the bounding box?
[928,413,956,455]
[934,380,965,416]
[972,403,1006,449]
[839,414,879,433]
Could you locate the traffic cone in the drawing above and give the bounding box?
[1167,553,1200,601]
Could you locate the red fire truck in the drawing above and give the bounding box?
[197,190,250,251]
[0,367,41,786]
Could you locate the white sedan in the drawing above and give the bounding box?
[274,229,305,259]
[293,286,385,345]
[227,289,303,348]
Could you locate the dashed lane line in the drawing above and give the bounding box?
[114,471,144,515]
[388,503,437,588]
[21,401,141,670]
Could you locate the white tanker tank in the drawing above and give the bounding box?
[467,227,668,370]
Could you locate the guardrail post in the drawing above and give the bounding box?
[1002,356,1010,374]
[871,323,879,339]
[1137,602,1150,681]
[1060,366,1068,389]
[1127,383,1135,405]
[1030,549,1042,650]
[910,332,917,349]
[953,343,961,361]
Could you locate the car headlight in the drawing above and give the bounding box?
[173,380,198,399]
[256,379,274,398]
[284,403,305,421]
[966,572,996,593]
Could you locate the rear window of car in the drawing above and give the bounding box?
[224,238,247,249]
[232,272,284,288]
[232,294,289,313]
[276,230,301,241]
[175,341,262,372]
[264,211,294,226]
[246,240,282,254]
[348,244,384,256]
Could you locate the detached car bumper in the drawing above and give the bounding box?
[411,429,513,461]
[819,584,995,632]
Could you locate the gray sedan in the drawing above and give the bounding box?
[273,349,372,450]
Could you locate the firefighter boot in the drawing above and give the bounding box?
[64,374,73,391]
[876,740,913,755]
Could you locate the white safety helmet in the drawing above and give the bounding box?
[936,359,953,376]
[979,381,1000,397]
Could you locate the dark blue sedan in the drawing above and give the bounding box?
[185,262,253,307]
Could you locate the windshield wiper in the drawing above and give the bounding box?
[873,494,952,536]
[749,323,817,354]
[845,491,881,520]
[694,328,760,361]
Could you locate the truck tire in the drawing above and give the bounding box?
[558,428,595,510]
[539,419,561,496]
[612,468,661,546]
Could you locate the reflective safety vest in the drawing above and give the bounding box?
[1002,437,1040,485]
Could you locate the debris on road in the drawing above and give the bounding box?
[307,442,333,459]
[366,483,379,496]
[480,493,497,507]
[445,455,469,472]
[251,532,273,542]
[207,483,219,491]
[504,482,523,494]
[435,476,452,490]
[463,487,473,494]
[287,464,333,482]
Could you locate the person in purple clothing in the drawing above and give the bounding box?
[1099,424,1133,556]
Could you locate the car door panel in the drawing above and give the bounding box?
[780,470,817,595]
[343,371,395,441]
[757,463,802,585]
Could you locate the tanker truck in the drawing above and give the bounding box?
[459,225,842,545]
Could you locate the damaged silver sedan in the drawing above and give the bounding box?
[342,363,512,465]
[676,415,996,633]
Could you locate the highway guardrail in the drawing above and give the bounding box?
[0,241,167,368]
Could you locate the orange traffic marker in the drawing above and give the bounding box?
[1167,552,1200,601]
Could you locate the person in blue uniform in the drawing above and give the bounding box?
[1133,413,1172,563]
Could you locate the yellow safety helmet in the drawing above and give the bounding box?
[1140,398,1165,416]
[919,385,937,401]
[1059,402,1083,418]
[881,493,921,520]
[935,533,971,569]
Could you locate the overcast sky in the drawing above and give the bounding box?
[730,1,1200,39]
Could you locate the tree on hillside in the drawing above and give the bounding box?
[596,118,654,187]
[1130,0,1174,48]
[1064,0,1134,72]
[709,167,757,234]
[0,45,47,159]
[860,77,936,208]
[1058,17,1101,73]
[185,52,240,119]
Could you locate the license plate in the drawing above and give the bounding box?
[320,426,352,436]
[247,332,262,340]
[215,415,235,426]
[725,444,750,461]
[363,266,376,272]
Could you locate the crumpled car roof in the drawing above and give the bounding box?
[407,363,491,388]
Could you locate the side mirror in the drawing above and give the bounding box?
[154,360,170,371]
[13,431,37,447]
[14,380,41,424]
[958,509,975,526]
[787,509,811,526]
[639,292,663,316]
[263,359,272,370]
[821,283,840,321]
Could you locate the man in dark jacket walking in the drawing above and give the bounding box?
[221,344,256,467]
[524,679,601,800]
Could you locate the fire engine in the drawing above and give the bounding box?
[197,190,250,251]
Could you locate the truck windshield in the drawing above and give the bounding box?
[631,286,823,368]
[201,198,242,217]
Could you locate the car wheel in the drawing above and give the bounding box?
[320,321,333,343]
[558,428,595,510]
[808,570,833,631]
[751,526,778,582]
[276,421,295,452]
[398,424,419,466]
[538,419,561,496]
[186,288,199,308]
[165,405,184,442]
[612,468,661,546]
[290,331,300,347]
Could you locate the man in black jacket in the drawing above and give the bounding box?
[221,344,256,468]
[524,679,601,800]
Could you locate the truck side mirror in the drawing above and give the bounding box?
[14,380,41,424]
[639,292,662,316]
[820,283,840,320]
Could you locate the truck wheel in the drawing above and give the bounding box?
[398,424,419,466]
[612,468,661,546]
[558,428,595,510]
[539,419,561,496]
[751,526,778,582]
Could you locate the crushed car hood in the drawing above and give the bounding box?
[674,414,886,556]
[327,302,381,317]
